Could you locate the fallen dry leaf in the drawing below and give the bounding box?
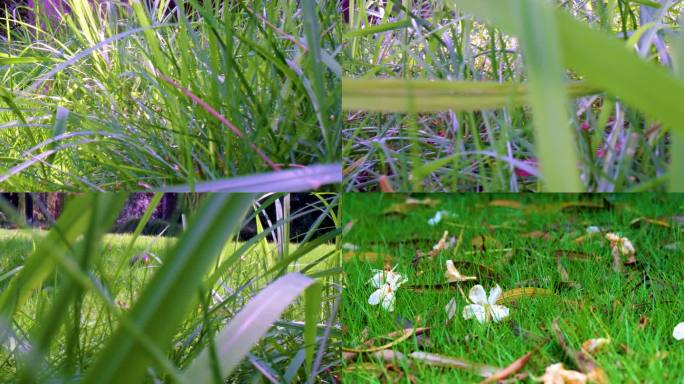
[539,363,588,384]
[521,230,553,241]
[496,287,554,305]
[629,217,670,229]
[489,199,522,209]
[383,197,440,216]
[480,351,533,384]
[343,251,393,262]
[408,351,501,378]
[581,338,610,355]
[379,175,394,192]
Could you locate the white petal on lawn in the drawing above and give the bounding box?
[382,292,396,312]
[468,284,488,305]
[488,284,503,304]
[674,322,684,340]
[490,305,509,322]
[463,304,487,324]
[445,298,457,320]
[368,289,384,305]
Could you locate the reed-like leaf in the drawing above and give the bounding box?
[342,78,599,113]
[182,272,320,382]
[81,194,255,384]
[445,0,684,136]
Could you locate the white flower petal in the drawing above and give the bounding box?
[368,288,384,305]
[445,297,457,320]
[468,284,488,305]
[463,304,487,324]
[445,260,476,282]
[674,322,684,340]
[382,291,396,312]
[490,305,510,322]
[369,270,386,287]
[488,284,503,305]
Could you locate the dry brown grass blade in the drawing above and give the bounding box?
[158,74,281,171]
[496,287,554,304]
[379,176,395,192]
[342,251,392,262]
[629,217,671,228]
[552,319,609,384]
[382,198,441,215]
[407,352,502,378]
[341,327,419,354]
[479,351,533,384]
[488,199,523,209]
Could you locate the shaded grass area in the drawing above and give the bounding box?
[0,193,341,382]
[342,1,684,192]
[0,0,342,190]
[340,193,684,382]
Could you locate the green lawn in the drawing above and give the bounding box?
[340,193,684,382]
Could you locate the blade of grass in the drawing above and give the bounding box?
[157,164,342,192]
[182,272,320,382]
[510,0,582,191]
[342,78,599,113]
[81,193,255,384]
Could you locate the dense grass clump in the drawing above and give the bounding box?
[343,1,684,192]
[0,193,342,383]
[341,193,684,382]
[0,0,342,190]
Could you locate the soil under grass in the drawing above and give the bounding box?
[340,193,684,382]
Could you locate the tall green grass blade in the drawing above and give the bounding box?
[19,193,127,382]
[182,272,319,382]
[511,0,582,191]
[342,78,599,113]
[445,0,684,136]
[82,194,255,384]
[670,16,684,192]
[0,194,114,320]
[304,281,322,376]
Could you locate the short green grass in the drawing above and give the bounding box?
[0,226,338,382]
[340,193,684,382]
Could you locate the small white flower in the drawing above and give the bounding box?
[674,322,684,340]
[342,243,359,251]
[462,284,509,324]
[605,233,635,256]
[368,266,407,312]
[428,211,450,226]
[444,260,476,282]
[586,226,600,234]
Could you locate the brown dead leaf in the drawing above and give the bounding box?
[555,250,592,260]
[343,155,367,176]
[496,287,554,305]
[637,316,649,330]
[629,217,671,229]
[379,175,394,192]
[489,199,522,209]
[408,351,501,378]
[480,351,533,384]
[521,230,553,241]
[343,251,393,263]
[470,234,502,252]
[383,197,440,216]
